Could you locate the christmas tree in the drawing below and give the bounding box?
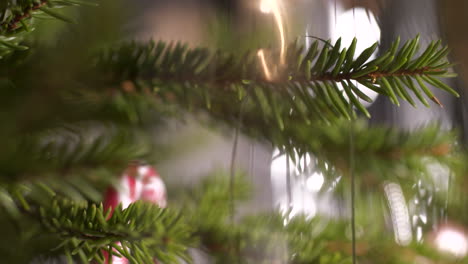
[0,0,467,263]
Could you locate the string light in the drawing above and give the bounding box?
[434,227,468,257]
[258,0,286,81]
[257,49,273,81]
[258,0,285,62]
[259,0,273,14]
[384,182,412,246]
[306,172,324,192]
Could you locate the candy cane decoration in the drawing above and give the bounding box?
[103,163,167,264]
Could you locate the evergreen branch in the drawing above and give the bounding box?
[1,184,195,264]
[0,125,151,181]
[289,120,457,179]
[94,37,460,185]
[0,0,91,58]
[0,0,49,33]
[0,81,166,137]
[0,0,88,33]
[97,36,458,121]
[39,200,193,264]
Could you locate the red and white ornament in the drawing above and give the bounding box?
[103,163,167,264]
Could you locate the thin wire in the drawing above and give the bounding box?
[230,99,244,218]
[350,2,357,264]
[230,121,240,223]
[334,0,337,27]
[303,35,333,48]
[227,4,241,263]
[353,2,356,33]
[228,2,237,224]
[445,172,450,223]
[350,89,357,264]
[302,155,307,211]
[249,142,255,182]
[230,100,243,264]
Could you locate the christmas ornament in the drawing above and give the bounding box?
[103,162,167,264]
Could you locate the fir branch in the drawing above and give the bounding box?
[94,37,461,185]
[0,125,151,181]
[97,36,458,121]
[0,0,91,58]
[0,0,89,33]
[287,120,458,186]
[1,185,195,264]
[0,0,48,33]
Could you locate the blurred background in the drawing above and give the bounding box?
[117,0,468,261]
[22,0,468,262]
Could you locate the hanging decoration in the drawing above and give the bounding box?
[103,162,167,264]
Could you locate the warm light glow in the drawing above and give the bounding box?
[435,229,468,257]
[259,0,273,13]
[384,182,412,246]
[257,49,273,81]
[258,0,286,65]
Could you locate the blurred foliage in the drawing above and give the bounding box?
[0,1,466,264]
[96,36,461,192]
[172,173,468,264]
